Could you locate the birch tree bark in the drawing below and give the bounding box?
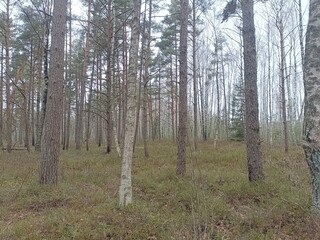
[241,0,264,181]
[39,0,67,185]
[0,46,3,147]
[119,0,141,207]
[303,0,320,214]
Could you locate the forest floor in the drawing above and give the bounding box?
[0,141,319,239]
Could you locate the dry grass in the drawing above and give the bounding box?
[0,141,319,239]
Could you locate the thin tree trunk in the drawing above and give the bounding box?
[221,51,229,140]
[278,16,289,153]
[5,0,12,153]
[86,55,95,151]
[119,0,141,207]
[142,0,152,158]
[65,0,72,150]
[36,5,51,152]
[0,45,3,147]
[30,40,35,147]
[158,64,161,140]
[35,30,44,151]
[170,57,175,142]
[192,0,198,151]
[76,0,91,150]
[213,43,220,149]
[106,0,113,154]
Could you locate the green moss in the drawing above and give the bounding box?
[0,141,316,239]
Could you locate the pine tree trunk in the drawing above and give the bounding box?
[241,0,264,181]
[176,0,188,175]
[39,0,67,185]
[119,0,141,207]
[142,0,152,158]
[106,0,113,154]
[303,0,320,214]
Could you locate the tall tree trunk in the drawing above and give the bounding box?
[106,0,113,154]
[176,0,188,176]
[23,80,30,151]
[221,51,229,140]
[86,55,95,151]
[30,40,35,147]
[119,0,141,207]
[142,0,152,158]
[36,4,51,152]
[303,0,320,214]
[76,0,92,150]
[213,43,220,149]
[96,53,103,147]
[39,0,67,185]
[241,0,264,181]
[65,0,72,150]
[158,64,161,140]
[192,0,198,151]
[0,45,3,147]
[5,0,12,153]
[278,16,289,153]
[35,28,45,151]
[170,57,175,142]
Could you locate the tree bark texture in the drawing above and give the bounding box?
[176,0,188,175]
[303,0,320,214]
[0,46,3,147]
[241,0,264,181]
[39,0,67,185]
[119,0,141,207]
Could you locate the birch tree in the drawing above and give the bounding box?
[303,0,320,214]
[119,0,141,207]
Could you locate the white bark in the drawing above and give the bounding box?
[303,0,320,214]
[119,0,141,207]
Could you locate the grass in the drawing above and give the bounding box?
[0,140,319,239]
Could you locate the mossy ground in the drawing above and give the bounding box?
[0,141,319,239]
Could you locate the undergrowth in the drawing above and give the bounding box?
[0,141,319,239]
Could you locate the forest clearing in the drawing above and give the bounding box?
[0,141,318,239]
[1,0,320,238]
